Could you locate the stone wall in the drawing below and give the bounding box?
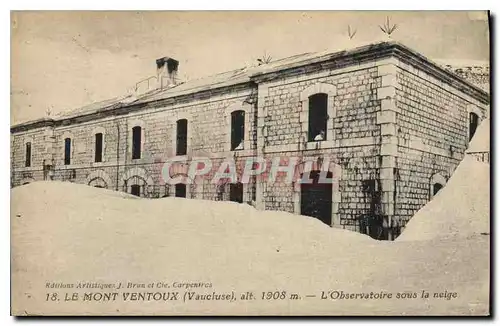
[393,59,489,230]
[11,126,53,185]
[257,60,389,232]
[11,86,259,202]
[11,42,490,240]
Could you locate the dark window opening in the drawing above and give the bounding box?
[433,183,443,196]
[95,133,103,163]
[308,93,328,142]
[176,119,188,156]
[130,185,141,196]
[469,112,479,141]
[25,142,31,167]
[231,110,245,151]
[229,183,244,203]
[132,126,142,159]
[175,183,186,198]
[64,138,71,165]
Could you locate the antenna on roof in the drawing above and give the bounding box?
[347,25,357,40]
[379,16,398,38]
[257,52,273,66]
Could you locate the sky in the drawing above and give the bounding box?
[10,11,489,124]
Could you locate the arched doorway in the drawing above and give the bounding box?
[125,175,147,197]
[121,167,154,198]
[86,170,112,190]
[300,170,333,226]
[88,177,108,189]
[432,183,443,196]
[429,172,447,200]
[168,173,194,199]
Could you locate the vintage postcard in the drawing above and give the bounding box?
[10,11,490,316]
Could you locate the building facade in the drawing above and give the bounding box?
[10,41,490,240]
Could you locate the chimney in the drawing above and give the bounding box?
[156,57,179,89]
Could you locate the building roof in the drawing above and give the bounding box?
[132,67,251,105]
[12,40,490,131]
[53,95,132,120]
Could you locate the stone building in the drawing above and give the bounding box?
[10,41,490,240]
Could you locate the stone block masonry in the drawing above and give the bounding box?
[392,58,488,233]
[10,41,490,240]
[257,59,384,233]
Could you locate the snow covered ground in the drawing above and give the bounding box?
[11,158,490,315]
[398,155,490,242]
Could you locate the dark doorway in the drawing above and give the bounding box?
[300,170,333,226]
[433,183,443,196]
[175,183,186,198]
[229,183,244,203]
[130,185,141,197]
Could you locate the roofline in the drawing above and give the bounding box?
[391,42,489,103]
[11,41,489,133]
[250,41,489,103]
[11,81,255,133]
[10,118,55,133]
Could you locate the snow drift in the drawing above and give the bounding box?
[11,181,489,315]
[398,155,490,242]
[466,118,490,154]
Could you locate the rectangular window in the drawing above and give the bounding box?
[25,142,31,167]
[176,119,188,156]
[231,111,245,151]
[95,133,103,163]
[64,138,71,165]
[308,93,328,142]
[132,126,142,159]
[469,112,479,141]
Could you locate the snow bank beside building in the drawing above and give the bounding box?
[398,156,490,242]
[11,181,489,315]
[466,119,490,163]
[467,118,490,154]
